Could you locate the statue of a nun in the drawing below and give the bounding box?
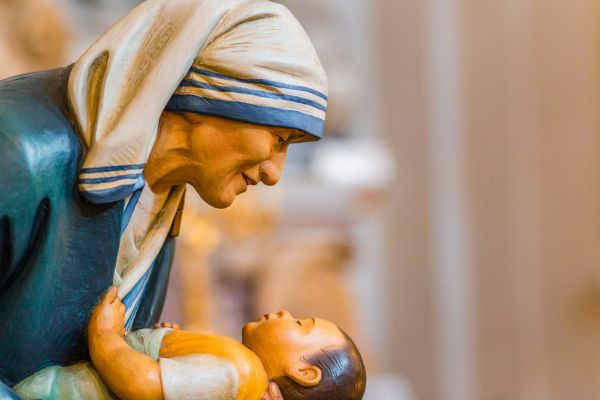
[0,0,327,396]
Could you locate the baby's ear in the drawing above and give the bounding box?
[284,364,322,387]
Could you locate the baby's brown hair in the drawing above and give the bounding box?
[273,330,366,400]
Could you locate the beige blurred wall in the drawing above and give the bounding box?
[465,1,600,399]
[375,0,437,398]
[0,0,70,79]
[377,0,600,399]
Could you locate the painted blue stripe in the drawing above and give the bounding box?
[124,301,140,331]
[179,80,327,112]
[121,181,145,234]
[189,67,328,101]
[165,95,324,139]
[122,266,152,309]
[80,163,146,173]
[79,173,141,184]
[79,183,136,204]
[123,265,154,330]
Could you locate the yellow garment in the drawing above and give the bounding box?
[161,331,268,400]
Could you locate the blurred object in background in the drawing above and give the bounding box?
[363,374,416,400]
[167,189,280,335]
[57,0,142,58]
[254,229,356,334]
[380,0,600,399]
[0,0,71,78]
[311,139,396,191]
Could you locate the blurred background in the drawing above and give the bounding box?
[3,0,600,399]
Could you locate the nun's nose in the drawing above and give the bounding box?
[259,152,286,186]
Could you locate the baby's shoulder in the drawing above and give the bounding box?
[234,349,269,400]
[160,331,246,359]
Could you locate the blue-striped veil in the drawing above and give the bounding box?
[69,0,328,205]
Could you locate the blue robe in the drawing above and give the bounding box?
[0,67,176,390]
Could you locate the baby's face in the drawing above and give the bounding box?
[242,310,346,378]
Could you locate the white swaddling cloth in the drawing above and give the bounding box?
[160,355,240,400]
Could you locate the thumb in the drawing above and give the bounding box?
[104,286,119,304]
[269,382,283,400]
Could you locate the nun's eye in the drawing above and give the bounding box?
[276,135,285,144]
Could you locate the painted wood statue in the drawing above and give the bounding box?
[12,287,366,399]
[0,0,360,398]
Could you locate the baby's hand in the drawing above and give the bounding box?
[88,286,126,338]
[153,321,181,330]
[261,382,284,400]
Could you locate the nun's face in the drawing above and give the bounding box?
[147,113,305,208]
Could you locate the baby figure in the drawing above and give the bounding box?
[15,287,366,400]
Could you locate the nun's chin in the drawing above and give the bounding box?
[201,195,233,209]
[210,198,234,209]
[194,185,236,209]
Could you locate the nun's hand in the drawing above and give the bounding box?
[88,286,127,338]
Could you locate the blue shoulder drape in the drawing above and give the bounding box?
[0,67,175,388]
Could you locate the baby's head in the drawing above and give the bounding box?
[242,310,366,400]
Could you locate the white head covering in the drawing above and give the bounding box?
[69,0,328,204]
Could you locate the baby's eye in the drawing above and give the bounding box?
[296,320,302,326]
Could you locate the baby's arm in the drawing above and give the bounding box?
[88,287,163,400]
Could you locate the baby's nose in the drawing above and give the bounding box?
[264,313,277,321]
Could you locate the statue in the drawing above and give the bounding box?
[13,287,367,400]
[0,0,331,397]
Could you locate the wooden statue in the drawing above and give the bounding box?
[0,0,330,397]
[13,287,366,399]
